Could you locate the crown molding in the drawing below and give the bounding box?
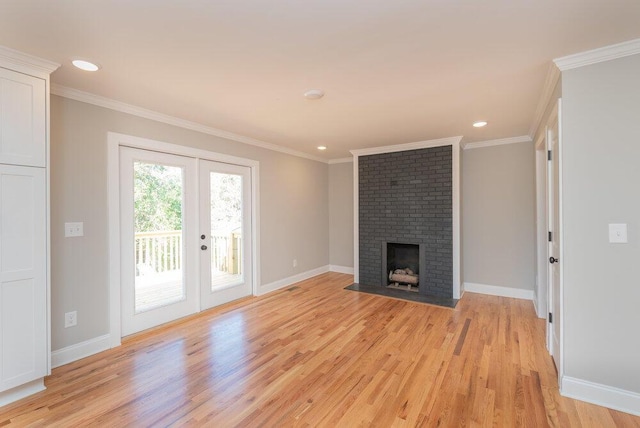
[0,45,60,78]
[51,84,328,164]
[554,38,640,71]
[462,135,532,150]
[328,157,353,164]
[528,62,561,139]
[350,136,462,158]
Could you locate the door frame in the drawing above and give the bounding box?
[107,132,260,347]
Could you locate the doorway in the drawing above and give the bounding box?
[109,133,259,341]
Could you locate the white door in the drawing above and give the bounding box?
[199,160,252,309]
[0,165,47,391]
[547,100,562,373]
[120,147,198,336]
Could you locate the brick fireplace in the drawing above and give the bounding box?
[351,138,461,299]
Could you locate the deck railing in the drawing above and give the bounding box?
[134,230,241,276]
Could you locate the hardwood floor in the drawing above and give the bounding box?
[1,272,638,427]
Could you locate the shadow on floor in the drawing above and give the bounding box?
[345,283,458,308]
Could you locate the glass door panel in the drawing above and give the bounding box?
[133,162,185,312]
[209,172,243,290]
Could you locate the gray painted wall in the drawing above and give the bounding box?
[325,146,537,293]
[328,162,354,268]
[461,142,536,290]
[50,95,329,350]
[562,54,640,393]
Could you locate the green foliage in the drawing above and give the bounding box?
[210,172,242,233]
[134,162,183,232]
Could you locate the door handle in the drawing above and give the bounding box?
[549,256,559,264]
[201,245,208,250]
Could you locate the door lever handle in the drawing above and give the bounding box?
[549,256,559,264]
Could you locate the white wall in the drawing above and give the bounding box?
[50,95,329,350]
[561,54,640,395]
[461,142,536,292]
[328,162,354,269]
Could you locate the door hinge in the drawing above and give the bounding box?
[548,312,553,323]
[548,231,552,242]
[547,150,552,161]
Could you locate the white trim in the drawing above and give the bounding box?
[350,136,462,157]
[464,282,534,300]
[562,376,640,417]
[353,155,360,283]
[529,63,561,139]
[107,132,260,345]
[107,134,122,348]
[451,141,461,299]
[258,265,330,295]
[557,98,565,382]
[0,45,59,78]
[51,334,111,368]
[462,135,532,150]
[329,265,354,274]
[554,38,640,71]
[0,379,46,407]
[328,157,353,164]
[52,84,327,164]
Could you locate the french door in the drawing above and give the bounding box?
[120,147,252,336]
[199,160,252,310]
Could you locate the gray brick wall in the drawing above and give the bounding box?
[358,146,453,297]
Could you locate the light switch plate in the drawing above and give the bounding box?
[608,223,627,243]
[65,222,84,237]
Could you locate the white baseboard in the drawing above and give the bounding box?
[562,376,640,416]
[51,334,112,368]
[329,265,354,275]
[0,379,45,406]
[258,265,330,295]
[463,282,534,300]
[533,291,539,314]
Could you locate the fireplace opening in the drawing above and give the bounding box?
[386,243,419,292]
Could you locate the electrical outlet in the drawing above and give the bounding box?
[65,222,84,237]
[293,259,298,268]
[65,311,77,328]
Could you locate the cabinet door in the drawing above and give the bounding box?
[0,68,46,167]
[0,165,46,392]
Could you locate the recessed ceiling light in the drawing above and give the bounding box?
[317,145,327,151]
[304,89,324,100]
[72,59,100,72]
[473,121,488,128]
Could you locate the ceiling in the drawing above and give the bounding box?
[1,1,640,160]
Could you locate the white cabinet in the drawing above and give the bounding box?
[0,46,58,406]
[0,165,47,392]
[0,68,46,167]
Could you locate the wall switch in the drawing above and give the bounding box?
[65,311,77,328]
[609,223,628,243]
[293,259,298,268]
[65,222,84,237]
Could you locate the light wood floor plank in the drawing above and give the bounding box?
[1,272,639,427]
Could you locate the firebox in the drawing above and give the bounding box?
[382,242,425,293]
